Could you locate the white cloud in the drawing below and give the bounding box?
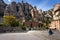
[8,0,11,2]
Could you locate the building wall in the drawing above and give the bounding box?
[51,20,60,30]
[50,4,60,30]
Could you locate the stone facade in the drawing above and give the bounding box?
[24,20,31,27]
[50,4,60,30]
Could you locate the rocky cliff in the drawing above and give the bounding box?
[0,0,44,22]
[4,1,34,20]
[0,0,6,17]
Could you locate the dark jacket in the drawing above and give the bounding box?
[48,29,53,35]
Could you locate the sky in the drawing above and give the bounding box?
[3,0,60,11]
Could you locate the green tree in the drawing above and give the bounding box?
[42,10,53,29]
[3,15,19,27]
[45,10,53,28]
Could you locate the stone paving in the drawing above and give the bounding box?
[28,30,60,40]
[0,30,60,40]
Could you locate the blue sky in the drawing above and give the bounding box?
[3,0,60,11]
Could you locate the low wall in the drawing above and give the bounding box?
[0,26,22,32]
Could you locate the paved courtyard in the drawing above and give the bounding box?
[0,30,60,40]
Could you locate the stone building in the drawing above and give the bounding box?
[50,4,60,30]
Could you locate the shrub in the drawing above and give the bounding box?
[11,20,19,27]
[0,23,4,26]
[21,26,26,30]
[20,23,26,30]
[3,15,19,27]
